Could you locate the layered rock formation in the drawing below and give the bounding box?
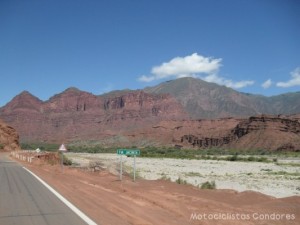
[180,115,300,151]
[0,120,20,151]
[0,88,187,144]
[1,86,300,152]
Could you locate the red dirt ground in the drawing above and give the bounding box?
[9,153,300,225]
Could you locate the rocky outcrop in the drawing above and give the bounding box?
[180,115,300,151]
[0,120,20,151]
[232,115,300,137]
[102,91,186,120]
[231,115,300,151]
[181,135,235,148]
[123,118,241,148]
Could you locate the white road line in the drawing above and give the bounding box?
[22,167,98,225]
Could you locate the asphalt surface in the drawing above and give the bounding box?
[0,153,88,225]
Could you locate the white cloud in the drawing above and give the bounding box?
[138,53,254,89]
[138,75,156,82]
[276,67,300,87]
[203,74,254,89]
[151,53,222,78]
[138,53,222,81]
[262,79,272,89]
[226,80,255,89]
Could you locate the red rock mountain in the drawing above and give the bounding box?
[0,120,20,151]
[0,88,188,144]
[179,115,300,151]
[0,84,300,151]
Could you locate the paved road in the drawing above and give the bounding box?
[0,153,88,225]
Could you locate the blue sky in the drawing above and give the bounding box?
[0,0,299,106]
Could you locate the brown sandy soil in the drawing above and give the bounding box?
[10,154,300,225]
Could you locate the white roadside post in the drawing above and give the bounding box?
[58,144,67,173]
[117,149,125,181]
[120,154,123,181]
[133,155,136,182]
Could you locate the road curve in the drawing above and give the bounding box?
[0,153,88,225]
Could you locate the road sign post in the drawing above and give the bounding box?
[133,155,136,182]
[60,152,64,172]
[58,144,67,173]
[117,149,140,182]
[120,154,123,181]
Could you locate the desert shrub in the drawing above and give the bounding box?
[89,161,104,171]
[257,157,268,162]
[247,156,255,161]
[0,143,4,149]
[21,142,60,151]
[160,175,171,181]
[226,154,239,161]
[176,177,187,185]
[62,154,72,165]
[200,181,216,189]
[129,170,141,179]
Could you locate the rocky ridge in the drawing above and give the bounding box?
[180,115,300,151]
[0,120,20,151]
[0,80,300,151]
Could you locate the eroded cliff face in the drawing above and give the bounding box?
[180,115,300,151]
[1,88,300,151]
[102,91,187,121]
[0,120,20,151]
[0,89,188,143]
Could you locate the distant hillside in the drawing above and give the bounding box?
[268,92,300,114]
[144,77,300,118]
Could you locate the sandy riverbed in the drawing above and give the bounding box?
[66,153,300,198]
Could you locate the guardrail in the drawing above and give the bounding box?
[10,150,51,163]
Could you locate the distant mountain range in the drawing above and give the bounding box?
[144,77,300,119]
[0,77,300,151]
[2,77,300,119]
